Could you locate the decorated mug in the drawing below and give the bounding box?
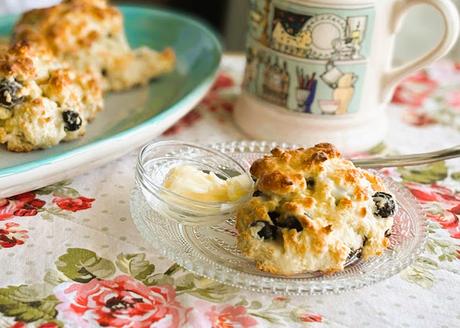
[235,0,460,152]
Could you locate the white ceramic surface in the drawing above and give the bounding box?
[236,0,460,151]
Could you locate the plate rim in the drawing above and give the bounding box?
[0,5,222,178]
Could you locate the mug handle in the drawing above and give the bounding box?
[381,0,460,102]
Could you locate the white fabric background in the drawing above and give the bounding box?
[0,0,60,15]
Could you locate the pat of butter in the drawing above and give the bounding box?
[163,165,252,202]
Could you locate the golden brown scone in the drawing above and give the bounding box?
[0,38,9,52]
[236,144,396,275]
[0,42,103,152]
[13,0,176,92]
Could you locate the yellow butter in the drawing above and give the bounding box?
[163,165,252,202]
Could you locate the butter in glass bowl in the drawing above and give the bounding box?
[135,140,254,225]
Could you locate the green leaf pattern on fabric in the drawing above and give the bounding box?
[451,171,460,181]
[175,273,238,302]
[0,285,59,323]
[243,296,322,325]
[398,161,448,184]
[35,180,80,198]
[55,248,116,283]
[116,253,155,281]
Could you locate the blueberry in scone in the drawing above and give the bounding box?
[372,192,396,218]
[250,221,278,240]
[13,0,176,92]
[62,111,83,132]
[236,143,396,275]
[0,42,103,152]
[0,78,25,109]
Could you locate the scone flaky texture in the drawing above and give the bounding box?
[236,144,395,275]
[13,0,176,92]
[0,42,103,152]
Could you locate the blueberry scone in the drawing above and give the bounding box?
[0,42,103,152]
[236,144,396,275]
[13,0,176,92]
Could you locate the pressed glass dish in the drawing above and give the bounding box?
[135,140,253,225]
[130,141,428,295]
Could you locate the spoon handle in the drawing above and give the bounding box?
[352,145,460,169]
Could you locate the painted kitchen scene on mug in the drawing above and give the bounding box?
[243,40,368,115]
[248,0,272,45]
[269,2,374,60]
[249,0,375,60]
[245,0,375,115]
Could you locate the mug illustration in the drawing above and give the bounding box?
[295,67,317,113]
[261,56,290,106]
[243,2,375,115]
[320,61,357,114]
[242,46,259,94]
[269,6,369,61]
[249,0,272,46]
[271,8,313,57]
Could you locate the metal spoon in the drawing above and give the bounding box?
[352,145,460,169]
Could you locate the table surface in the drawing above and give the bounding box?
[0,56,459,328]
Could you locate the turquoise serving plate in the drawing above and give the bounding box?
[0,6,221,198]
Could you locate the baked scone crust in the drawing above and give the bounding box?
[0,42,102,152]
[236,144,394,275]
[13,0,176,92]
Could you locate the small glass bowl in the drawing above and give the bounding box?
[135,140,254,225]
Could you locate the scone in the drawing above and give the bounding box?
[0,42,103,152]
[236,144,396,275]
[0,38,9,52]
[13,0,176,92]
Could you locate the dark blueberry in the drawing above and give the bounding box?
[0,78,24,109]
[306,178,315,190]
[372,192,396,218]
[62,110,83,132]
[277,216,303,232]
[250,220,277,240]
[268,211,280,225]
[347,247,363,261]
[252,190,263,197]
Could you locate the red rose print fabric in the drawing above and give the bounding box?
[189,301,258,328]
[0,222,28,248]
[54,275,190,328]
[52,197,95,212]
[0,192,45,220]
[405,182,460,239]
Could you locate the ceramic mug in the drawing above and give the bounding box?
[235,0,460,152]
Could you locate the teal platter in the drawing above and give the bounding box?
[0,5,221,197]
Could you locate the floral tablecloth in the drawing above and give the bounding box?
[0,55,459,328]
